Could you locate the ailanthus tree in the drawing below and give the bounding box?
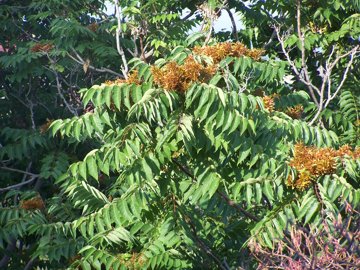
[1,0,360,269]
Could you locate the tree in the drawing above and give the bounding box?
[1,0,359,269]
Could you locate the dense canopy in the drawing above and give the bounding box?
[1,0,360,269]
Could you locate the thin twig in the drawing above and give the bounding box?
[204,22,213,46]
[44,53,79,116]
[296,0,316,105]
[264,29,277,49]
[23,79,36,130]
[326,46,358,102]
[296,0,305,74]
[0,176,38,193]
[274,26,320,105]
[67,51,124,78]
[54,70,78,116]
[275,1,360,125]
[114,0,129,78]
[0,166,38,177]
[132,33,138,57]
[310,46,359,124]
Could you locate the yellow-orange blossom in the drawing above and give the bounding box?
[288,143,360,190]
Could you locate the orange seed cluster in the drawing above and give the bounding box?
[105,70,141,86]
[192,42,264,63]
[287,143,360,190]
[152,42,263,92]
[30,43,54,53]
[151,55,217,92]
[87,23,98,32]
[20,197,45,210]
[261,94,303,119]
[39,118,54,134]
[104,42,263,92]
[262,95,276,112]
[284,105,303,119]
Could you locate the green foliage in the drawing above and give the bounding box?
[1,0,360,269]
[19,49,355,268]
[0,128,48,160]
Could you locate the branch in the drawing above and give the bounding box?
[328,46,358,70]
[0,176,38,193]
[7,85,38,129]
[182,10,194,21]
[45,54,79,116]
[184,214,230,270]
[53,69,78,116]
[224,8,238,41]
[6,163,43,195]
[204,22,213,46]
[171,158,259,222]
[0,166,38,177]
[25,81,36,130]
[67,51,124,78]
[296,0,306,72]
[131,34,138,57]
[310,46,359,124]
[274,26,320,106]
[276,2,359,126]
[14,15,123,79]
[144,48,154,60]
[216,191,259,221]
[114,0,129,78]
[7,91,29,108]
[296,0,318,104]
[264,29,276,49]
[327,46,359,103]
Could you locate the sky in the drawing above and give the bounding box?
[104,2,244,33]
[182,8,244,33]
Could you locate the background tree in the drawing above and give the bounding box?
[1,0,359,269]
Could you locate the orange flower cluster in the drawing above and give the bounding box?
[262,95,276,112]
[152,55,217,92]
[192,42,264,63]
[115,252,146,269]
[39,118,54,134]
[261,94,303,119]
[285,105,303,119]
[20,196,45,210]
[30,43,54,53]
[87,23,98,32]
[105,70,141,86]
[287,143,360,190]
[151,42,263,92]
[103,42,263,92]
